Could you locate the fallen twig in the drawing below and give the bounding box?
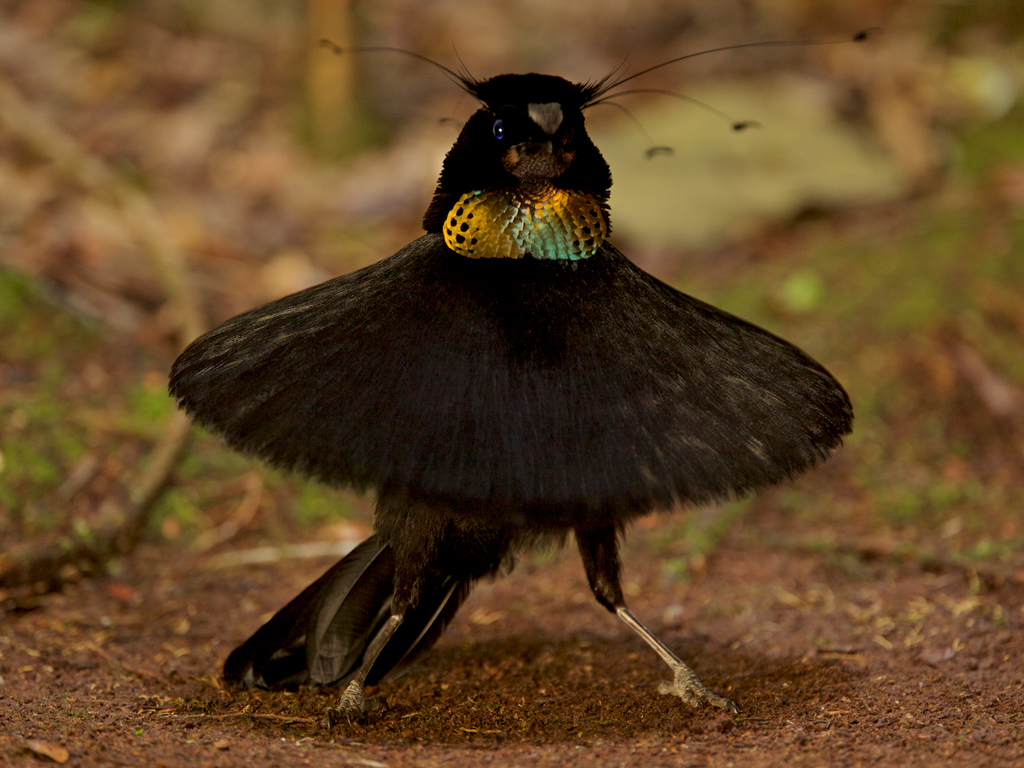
[81,642,167,683]
[203,540,360,570]
[172,711,319,724]
[0,412,193,590]
[954,342,1024,424]
[193,471,265,552]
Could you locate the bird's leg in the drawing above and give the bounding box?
[615,605,737,712]
[324,498,443,727]
[324,612,405,727]
[575,525,737,713]
[325,499,509,727]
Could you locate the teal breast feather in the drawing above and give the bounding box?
[443,185,608,261]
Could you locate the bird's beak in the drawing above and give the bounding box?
[504,139,565,180]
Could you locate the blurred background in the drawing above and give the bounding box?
[1,0,1023,587]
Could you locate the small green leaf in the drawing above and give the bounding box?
[780,269,823,313]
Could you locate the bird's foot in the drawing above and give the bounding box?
[657,663,738,713]
[323,680,378,728]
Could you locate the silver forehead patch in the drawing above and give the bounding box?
[527,102,563,135]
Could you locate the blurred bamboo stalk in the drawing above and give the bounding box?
[307,0,358,157]
[0,75,203,588]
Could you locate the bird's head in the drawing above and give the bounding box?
[422,73,613,261]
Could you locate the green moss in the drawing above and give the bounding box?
[151,488,201,532]
[0,271,105,533]
[877,486,926,526]
[778,268,824,313]
[0,269,29,324]
[294,484,354,527]
[118,384,174,436]
[652,498,752,582]
[955,105,1024,177]
[176,434,253,478]
[0,269,99,360]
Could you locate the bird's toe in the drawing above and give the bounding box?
[658,665,738,713]
[323,680,369,728]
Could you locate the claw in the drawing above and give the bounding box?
[323,681,388,729]
[658,664,738,713]
[323,680,366,728]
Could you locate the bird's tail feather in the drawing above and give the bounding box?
[223,534,471,690]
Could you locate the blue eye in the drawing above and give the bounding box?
[492,119,505,139]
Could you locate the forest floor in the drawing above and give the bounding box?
[3,504,1022,767]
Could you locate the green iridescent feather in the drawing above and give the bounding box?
[443,186,608,261]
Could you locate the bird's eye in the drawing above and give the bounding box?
[492,120,505,139]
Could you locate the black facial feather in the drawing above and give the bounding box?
[423,73,612,233]
[169,66,853,720]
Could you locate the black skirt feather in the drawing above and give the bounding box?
[170,234,852,528]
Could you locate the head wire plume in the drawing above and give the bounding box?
[321,30,875,105]
[319,30,876,148]
[318,39,484,99]
[581,29,876,106]
[577,29,875,152]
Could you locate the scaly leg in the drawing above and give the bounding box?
[576,525,737,713]
[616,605,737,711]
[324,613,404,726]
[323,499,515,726]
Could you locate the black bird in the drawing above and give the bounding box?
[169,69,852,721]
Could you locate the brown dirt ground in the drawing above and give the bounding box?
[2,505,1022,768]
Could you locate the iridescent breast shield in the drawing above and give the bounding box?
[443,184,608,261]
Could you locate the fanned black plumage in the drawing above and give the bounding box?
[170,235,850,529]
[172,69,852,716]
